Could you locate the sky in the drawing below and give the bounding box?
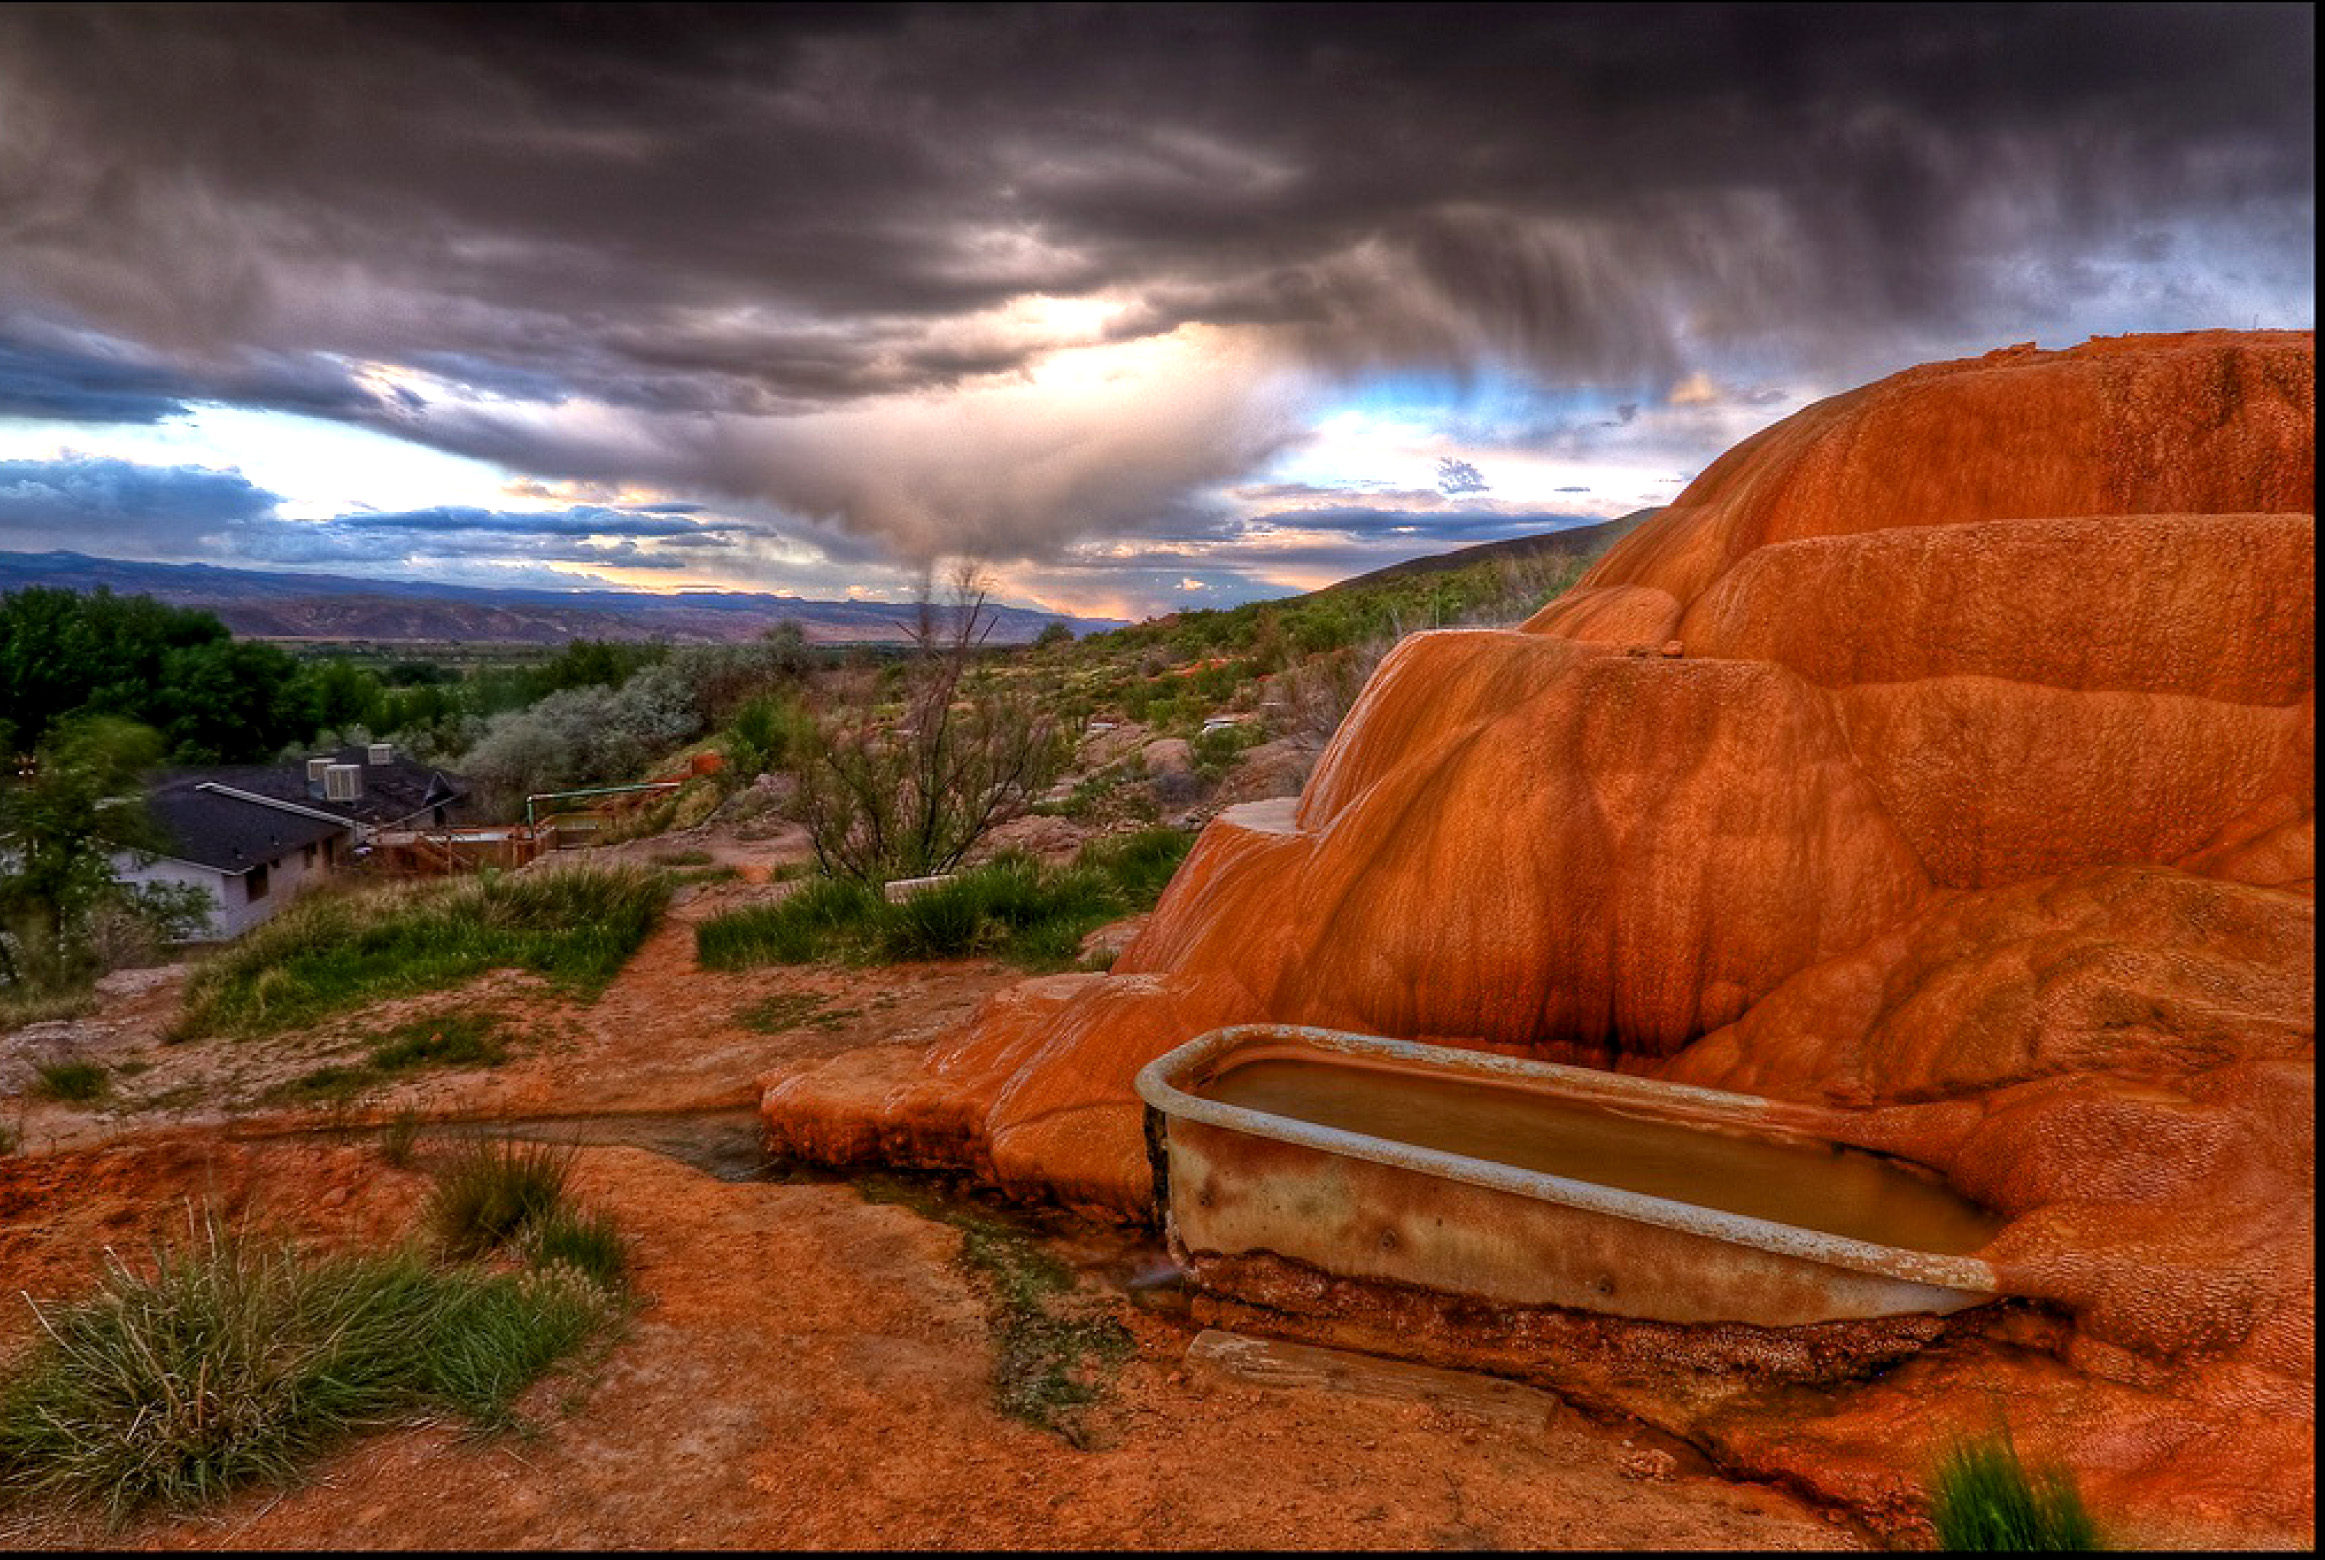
[0,3,2312,621]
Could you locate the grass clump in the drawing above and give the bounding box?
[177,866,670,1039]
[378,1108,423,1168]
[426,1136,574,1258]
[695,826,1193,974]
[0,1215,621,1521]
[1929,1433,2103,1551]
[1,986,97,1033]
[31,1059,109,1104]
[523,1208,630,1292]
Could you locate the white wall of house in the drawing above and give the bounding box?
[112,836,338,941]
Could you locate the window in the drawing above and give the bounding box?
[304,843,318,868]
[246,864,270,902]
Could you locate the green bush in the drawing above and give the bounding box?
[0,1219,619,1520]
[427,1137,575,1259]
[178,867,669,1038]
[1930,1434,2103,1551]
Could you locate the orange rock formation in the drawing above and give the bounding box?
[763,329,2314,1541]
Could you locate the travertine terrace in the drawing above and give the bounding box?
[764,328,2316,1543]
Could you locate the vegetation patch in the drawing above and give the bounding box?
[177,867,669,1039]
[1929,1433,2103,1551]
[523,1208,630,1292]
[427,1136,575,1259]
[1,987,96,1033]
[31,1059,108,1104]
[261,1012,511,1108]
[0,1211,622,1522]
[695,827,1191,974]
[855,1175,1133,1444]
[731,992,860,1034]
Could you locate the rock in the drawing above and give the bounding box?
[93,963,191,999]
[1077,914,1150,963]
[1139,738,1195,777]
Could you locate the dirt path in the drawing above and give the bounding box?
[0,1140,1857,1550]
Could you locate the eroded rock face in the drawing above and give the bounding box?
[761,330,2315,1540]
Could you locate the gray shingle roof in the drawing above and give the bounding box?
[159,746,471,829]
[140,785,349,874]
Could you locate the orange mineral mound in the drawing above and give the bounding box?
[762,329,2314,1539]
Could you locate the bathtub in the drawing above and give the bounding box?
[1134,1025,2003,1327]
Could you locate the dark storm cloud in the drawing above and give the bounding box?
[0,3,2310,565]
[0,324,385,426]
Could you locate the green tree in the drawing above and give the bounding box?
[0,586,316,762]
[0,716,166,992]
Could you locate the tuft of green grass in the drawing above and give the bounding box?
[426,1137,574,1259]
[378,1109,423,1169]
[31,1059,109,1104]
[0,1217,622,1521]
[1929,1433,2103,1551]
[694,827,1193,975]
[176,867,670,1040]
[523,1208,630,1293]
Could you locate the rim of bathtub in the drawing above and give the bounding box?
[1133,1023,2003,1301]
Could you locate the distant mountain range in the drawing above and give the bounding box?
[0,517,1651,646]
[0,551,1123,645]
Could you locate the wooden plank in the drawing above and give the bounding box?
[1182,1328,1562,1430]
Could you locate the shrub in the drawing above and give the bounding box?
[1929,1433,2103,1551]
[427,1137,574,1258]
[31,1059,107,1104]
[0,1219,620,1520]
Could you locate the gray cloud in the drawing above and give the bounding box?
[0,453,279,553]
[0,4,2310,577]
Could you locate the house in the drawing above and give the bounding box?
[114,744,471,940]
[116,783,352,940]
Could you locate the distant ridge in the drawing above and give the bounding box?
[0,551,1125,645]
[1319,510,1656,594]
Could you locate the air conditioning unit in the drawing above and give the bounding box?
[306,757,333,797]
[324,764,364,802]
[367,743,395,766]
